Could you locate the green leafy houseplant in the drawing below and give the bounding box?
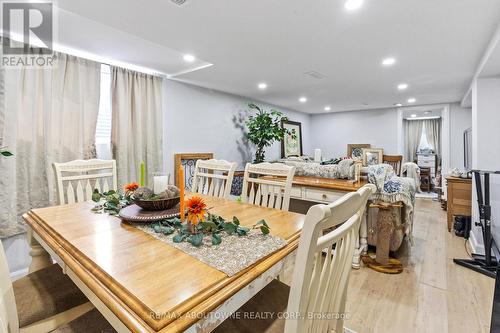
[245,103,294,163]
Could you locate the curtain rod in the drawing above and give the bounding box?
[406,116,441,120]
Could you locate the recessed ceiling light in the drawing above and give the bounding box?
[299,97,307,103]
[408,97,416,103]
[411,114,417,118]
[394,103,403,107]
[344,0,364,11]
[424,111,431,115]
[324,106,331,111]
[382,57,396,66]
[257,82,267,90]
[397,83,408,90]
[183,54,196,62]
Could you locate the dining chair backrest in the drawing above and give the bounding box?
[284,184,375,333]
[53,159,118,205]
[0,243,19,333]
[382,155,403,176]
[240,162,295,211]
[191,159,237,199]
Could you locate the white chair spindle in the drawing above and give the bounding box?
[103,179,110,192]
[76,181,84,203]
[261,184,269,207]
[199,177,206,194]
[85,180,93,201]
[274,190,282,210]
[249,183,256,204]
[268,186,276,208]
[94,179,101,193]
[66,182,75,204]
[255,185,262,206]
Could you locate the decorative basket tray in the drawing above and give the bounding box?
[119,204,181,222]
[134,196,180,211]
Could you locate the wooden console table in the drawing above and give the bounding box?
[446,176,472,232]
[289,176,368,203]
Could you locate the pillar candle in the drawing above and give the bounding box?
[153,176,169,194]
[179,166,185,222]
[140,161,145,187]
[314,149,322,162]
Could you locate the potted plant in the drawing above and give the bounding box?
[245,103,294,163]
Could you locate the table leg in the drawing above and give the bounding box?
[375,208,395,265]
[28,228,52,273]
[352,204,369,269]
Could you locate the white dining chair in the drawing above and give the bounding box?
[191,159,237,199]
[53,159,117,205]
[214,184,375,333]
[240,162,296,211]
[0,240,97,333]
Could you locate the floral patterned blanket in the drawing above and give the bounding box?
[368,164,417,243]
[278,158,355,179]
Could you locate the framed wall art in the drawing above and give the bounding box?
[281,120,303,158]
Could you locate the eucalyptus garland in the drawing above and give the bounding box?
[91,189,133,215]
[151,213,270,247]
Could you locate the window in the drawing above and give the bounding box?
[418,123,433,152]
[95,64,112,159]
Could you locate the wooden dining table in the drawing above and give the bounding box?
[22,194,306,333]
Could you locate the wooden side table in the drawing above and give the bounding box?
[446,176,472,232]
[369,201,404,265]
[361,201,405,274]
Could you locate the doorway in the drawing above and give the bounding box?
[397,104,450,198]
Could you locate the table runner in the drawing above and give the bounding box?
[131,223,288,276]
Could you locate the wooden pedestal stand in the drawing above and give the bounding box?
[361,201,404,274]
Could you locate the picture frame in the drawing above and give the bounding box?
[347,144,371,159]
[281,120,303,158]
[174,153,214,188]
[362,148,384,166]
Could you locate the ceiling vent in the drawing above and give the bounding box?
[171,0,188,6]
[304,71,327,79]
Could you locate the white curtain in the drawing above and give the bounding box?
[423,118,441,159]
[111,67,163,190]
[403,119,423,163]
[0,52,101,238]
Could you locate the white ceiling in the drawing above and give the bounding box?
[56,0,500,114]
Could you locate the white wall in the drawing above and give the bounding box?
[470,77,500,254]
[449,103,472,169]
[309,107,399,158]
[163,80,311,174]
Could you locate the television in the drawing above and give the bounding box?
[464,127,472,170]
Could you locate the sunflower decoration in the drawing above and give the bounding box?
[186,195,207,225]
[125,182,139,193]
